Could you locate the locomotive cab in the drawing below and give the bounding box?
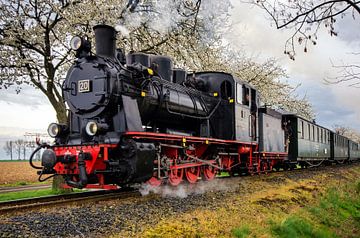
[234,81,259,142]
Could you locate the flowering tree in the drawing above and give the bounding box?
[0,0,217,123]
[333,124,360,143]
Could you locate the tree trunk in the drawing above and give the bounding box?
[51,99,71,193]
[52,175,71,193]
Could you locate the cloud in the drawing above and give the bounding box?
[0,84,49,107]
[0,100,56,129]
[335,13,360,44]
[291,76,360,130]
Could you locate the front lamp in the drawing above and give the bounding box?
[85,121,109,136]
[70,36,83,51]
[48,123,68,138]
[85,121,98,136]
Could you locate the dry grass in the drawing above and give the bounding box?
[0,161,42,185]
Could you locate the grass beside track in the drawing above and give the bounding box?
[139,165,360,238]
[0,189,60,202]
[0,188,83,202]
[266,181,360,238]
[232,176,360,238]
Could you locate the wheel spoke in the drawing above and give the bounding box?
[168,168,183,186]
[202,165,217,181]
[185,166,200,183]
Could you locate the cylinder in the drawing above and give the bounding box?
[93,25,116,58]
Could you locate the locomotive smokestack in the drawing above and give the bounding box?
[93,25,117,58]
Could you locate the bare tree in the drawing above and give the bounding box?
[252,1,360,86]
[13,139,25,160]
[3,141,13,160]
[325,56,360,87]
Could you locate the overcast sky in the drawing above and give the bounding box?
[0,1,359,159]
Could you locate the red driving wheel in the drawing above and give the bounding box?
[168,168,183,186]
[185,166,200,184]
[202,165,217,181]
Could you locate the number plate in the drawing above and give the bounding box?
[78,80,91,93]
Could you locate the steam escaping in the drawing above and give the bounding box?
[139,179,233,198]
[115,0,232,43]
[115,25,130,37]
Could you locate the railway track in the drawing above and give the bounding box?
[1,162,356,215]
[0,188,140,215]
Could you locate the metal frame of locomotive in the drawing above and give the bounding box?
[30,25,360,189]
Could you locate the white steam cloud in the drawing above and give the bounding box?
[115,0,232,45]
[139,179,233,198]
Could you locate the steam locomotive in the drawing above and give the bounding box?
[30,25,360,189]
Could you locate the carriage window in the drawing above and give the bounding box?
[316,127,319,142]
[299,120,304,139]
[320,129,323,143]
[308,124,312,141]
[324,131,327,144]
[236,83,242,104]
[303,123,307,139]
[327,131,329,144]
[311,125,315,141]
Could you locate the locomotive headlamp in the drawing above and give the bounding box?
[85,121,109,136]
[70,36,83,51]
[48,123,60,138]
[47,123,69,138]
[85,121,98,136]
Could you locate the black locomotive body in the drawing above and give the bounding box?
[30,25,359,189]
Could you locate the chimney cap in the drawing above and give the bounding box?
[93,24,116,32]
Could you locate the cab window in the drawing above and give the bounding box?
[220,80,232,100]
[243,86,250,106]
[236,83,242,104]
